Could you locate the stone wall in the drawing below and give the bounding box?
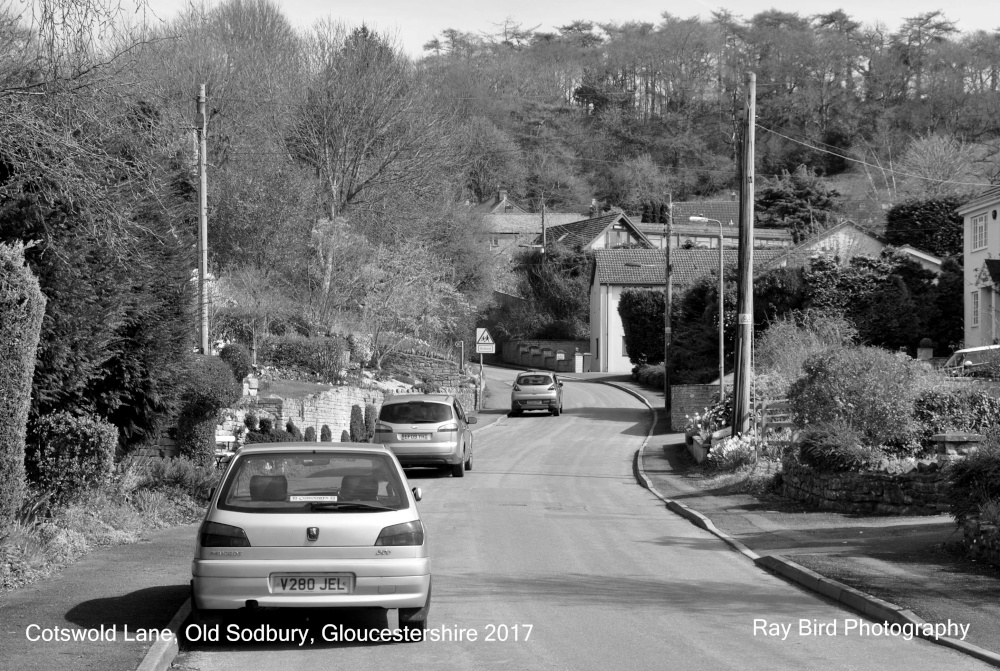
[780,462,951,515]
[501,340,589,372]
[963,519,1000,570]
[671,384,721,434]
[383,351,472,388]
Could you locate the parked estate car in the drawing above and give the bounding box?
[191,442,431,633]
[373,394,476,478]
[942,345,1000,377]
[510,371,564,416]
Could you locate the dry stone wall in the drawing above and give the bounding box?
[780,462,951,515]
[963,520,1000,570]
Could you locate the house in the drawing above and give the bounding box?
[760,220,942,275]
[633,200,792,250]
[470,188,528,216]
[534,211,654,251]
[482,211,584,260]
[589,247,784,373]
[959,187,1000,346]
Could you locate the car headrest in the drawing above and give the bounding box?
[339,475,379,500]
[249,475,288,501]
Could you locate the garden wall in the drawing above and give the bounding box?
[780,462,951,515]
[501,340,589,372]
[383,351,470,388]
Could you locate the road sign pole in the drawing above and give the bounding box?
[479,353,484,411]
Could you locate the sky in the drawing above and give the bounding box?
[140,0,1000,58]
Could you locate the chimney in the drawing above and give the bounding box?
[730,191,737,201]
[589,198,598,217]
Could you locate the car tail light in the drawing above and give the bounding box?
[438,423,458,432]
[375,423,392,432]
[513,384,522,391]
[200,521,251,547]
[375,520,424,546]
[547,384,556,390]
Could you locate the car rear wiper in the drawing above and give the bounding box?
[309,501,391,512]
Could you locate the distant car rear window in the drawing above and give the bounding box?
[517,375,553,386]
[380,401,453,424]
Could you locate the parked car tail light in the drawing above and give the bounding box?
[200,521,251,547]
[375,520,424,546]
[374,423,392,432]
[512,384,521,391]
[438,423,458,432]
[547,384,556,390]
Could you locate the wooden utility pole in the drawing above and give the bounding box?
[664,192,672,428]
[197,84,210,356]
[731,73,756,436]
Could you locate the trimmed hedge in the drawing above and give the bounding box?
[364,403,377,441]
[320,425,332,442]
[26,411,117,504]
[341,429,350,442]
[0,242,47,522]
[618,288,665,366]
[350,405,365,442]
[914,388,1000,442]
[176,356,241,465]
[219,342,252,382]
[304,426,316,442]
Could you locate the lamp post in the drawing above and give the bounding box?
[689,216,725,403]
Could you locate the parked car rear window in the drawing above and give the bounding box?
[517,375,553,386]
[218,452,408,513]
[380,401,453,424]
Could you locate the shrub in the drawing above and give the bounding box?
[755,308,857,385]
[26,411,118,504]
[175,356,241,464]
[707,433,757,471]
[259,334,348,380]
[219,343,253,382]
[914,389,1000,443]
[341,429,351,442]
[285,420,302,440]
[304,426,316,442]
[132,456,219,502]
[348,333,373,366]
[320,425,332,442]
[797,421,884,472]
[633,363,665,389]
[618,288,665,365]
[244,413,259,432]
[0,242,46,522]
[788,346,918,449]
[364,403,377,440]
[350,404,365,442]
[947,441,1000,524]
[258,417,273,433]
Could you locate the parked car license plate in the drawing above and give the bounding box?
[271,574,353,594]
[400,433,430,440]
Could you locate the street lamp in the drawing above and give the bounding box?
[689,216,725,403]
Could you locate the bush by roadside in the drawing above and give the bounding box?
[0,455,216,591]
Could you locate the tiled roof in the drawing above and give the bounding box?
[482,212,583,235]
[594,248,784,287]
[758,220,881,270]
[540,212,653,249]
[636,222,792,240]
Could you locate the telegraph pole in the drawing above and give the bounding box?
[731,73,756,435]
[197,84,210,355]
[664,193,672,429]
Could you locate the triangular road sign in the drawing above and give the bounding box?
[476,328,495,345]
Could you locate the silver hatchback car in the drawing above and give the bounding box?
[373,394,476,478]
[510,371,564,416]
[191,442,430,633]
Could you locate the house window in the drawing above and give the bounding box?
[489,235,500,248]
[973,214,987,250]
[622,336,628,357]
[972,291,980,327]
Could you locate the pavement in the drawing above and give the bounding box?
[2,368,998,670]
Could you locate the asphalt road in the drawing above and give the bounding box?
[173,372,989,670]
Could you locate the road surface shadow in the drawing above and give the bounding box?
[66,584,189,630]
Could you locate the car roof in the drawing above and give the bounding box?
[238,442,390,455]
[382,393,456,405]
[951,345,1000,355]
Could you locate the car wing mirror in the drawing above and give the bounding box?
[467,416,478,424]
[412,487,422,501]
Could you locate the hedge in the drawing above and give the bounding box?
[0,242,47,523]
[26,411,118,504]
[176,356,241,464]
[219,342,252,382]
[259,334,348,379]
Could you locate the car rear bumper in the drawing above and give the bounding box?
[192,557,430,610]
[511,398,558,410]
[381,441,463,466]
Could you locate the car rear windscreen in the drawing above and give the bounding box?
[380,401,453,424]
[517,375,553,386]
[217,452,408,512]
